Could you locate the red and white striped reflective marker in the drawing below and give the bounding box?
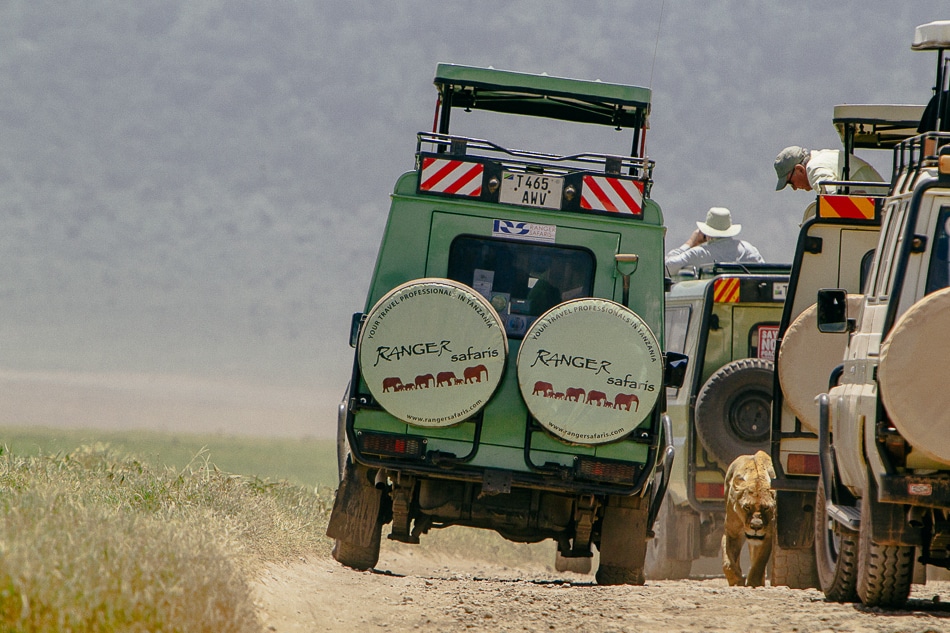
[580,175,644,215]
[419,158,483,197]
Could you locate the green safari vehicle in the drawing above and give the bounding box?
[327,63,685,585]
[647,263,790,579]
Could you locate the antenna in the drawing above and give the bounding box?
[649,0,667,90]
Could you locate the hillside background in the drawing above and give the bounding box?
[0,2,945,437]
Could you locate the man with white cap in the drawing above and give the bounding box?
[665,207,764,276]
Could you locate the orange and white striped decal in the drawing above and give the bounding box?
[580,175,644,216]
[713,277,740,303]
[818,195,875,220]
[419,158,483,197]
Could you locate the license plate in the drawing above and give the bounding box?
[499,172,563,209]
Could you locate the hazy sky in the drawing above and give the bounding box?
[1,2,948,415]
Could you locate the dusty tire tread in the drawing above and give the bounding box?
[771,540,819,589]
[596,564,644,586]
[814,474,859,602]
[856,496,914,607]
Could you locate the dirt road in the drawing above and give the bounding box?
[254,542,950,633]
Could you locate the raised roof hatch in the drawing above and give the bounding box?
[912,20,950,51]
[833,104,927,149]
[433,63,651,129]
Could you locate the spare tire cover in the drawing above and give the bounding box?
[358,278,508,427]
[778,296,863,432]
[516,298,662,445]
[878,287,950,464]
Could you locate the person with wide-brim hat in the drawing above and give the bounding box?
[665,207,764,275]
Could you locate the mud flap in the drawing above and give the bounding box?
[326,463,383,548]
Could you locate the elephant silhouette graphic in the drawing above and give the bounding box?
[585,390,608,406]
[436,371,458,387]
[463,364,488,384]
[414,373,435,389]
[382,377,403,392]
[533,381,554,397]
[565,387,585,402]
[613,393,640,411]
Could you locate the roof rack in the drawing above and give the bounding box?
[695,262,793,277]
[833,104,926,150]
[431,64,653,162]
[416,132,654,183]
[892,131,950,192]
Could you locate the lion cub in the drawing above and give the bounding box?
[722,450,776,587]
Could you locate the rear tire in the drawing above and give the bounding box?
[332,528,382,572]
[814,473,859,602]
[771,538,819,589]
[595,496,648,586]
[856,495,913,607]
[644,498,693,580]
[327,458,384,571]
[694,358,774,466]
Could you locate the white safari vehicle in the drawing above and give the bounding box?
[814,20,950,607]
[770,103,924,589]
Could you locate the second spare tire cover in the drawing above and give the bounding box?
[778,296,863,433]
[516,298,662,445]
[358,278,508,427]
[878,287,950,464]
[694,358,774,466]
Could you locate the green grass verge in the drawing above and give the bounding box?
[0,442,336,632]
[0,428,565,631]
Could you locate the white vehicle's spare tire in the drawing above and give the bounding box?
[694,358,774,466]
[516,298,662,445]
[358,278,508,427]
[778,297,863,433]
[878,287,950,464]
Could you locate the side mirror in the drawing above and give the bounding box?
[349,312,366,348]
[664,352,689,388]
[816,289,852,333]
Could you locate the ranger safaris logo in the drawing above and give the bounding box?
[359,279,508,427]
[516,298,661,445]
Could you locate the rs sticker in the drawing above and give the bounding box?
[492,220,556,243]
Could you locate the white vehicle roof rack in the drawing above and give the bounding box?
[833,104,926,149]
[912,20,950,51]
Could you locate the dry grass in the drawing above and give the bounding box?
[0,443,335,632]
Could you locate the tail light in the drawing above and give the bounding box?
[694,482,724,500]
[358,432,426,459]
[575,457,638,484]
[786,453,820,475]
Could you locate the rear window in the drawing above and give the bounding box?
[446,235,596,338]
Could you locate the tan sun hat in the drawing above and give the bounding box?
[696,207,741,238]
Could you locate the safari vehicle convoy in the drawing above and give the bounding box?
[811,20,950,608]
[769,103,925,589]
[327,63,686,585]
[645,262,790,580]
